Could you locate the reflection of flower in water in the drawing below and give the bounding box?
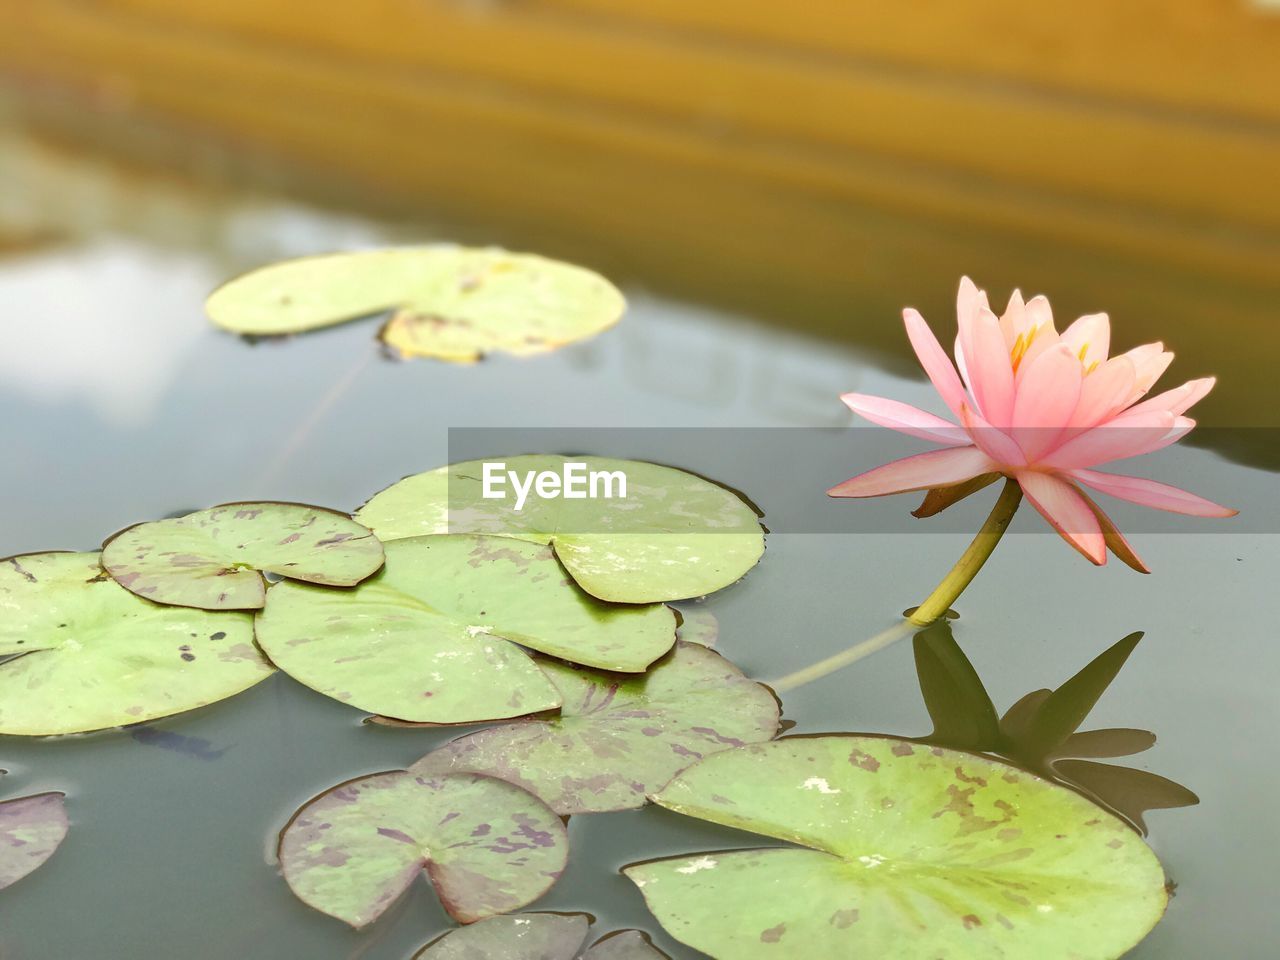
[0,241,213,427]
[831,276,1235,570]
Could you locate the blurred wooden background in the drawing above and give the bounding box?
[0,0,1277,443]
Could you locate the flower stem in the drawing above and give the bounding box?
[768,478,1022,692]
[907,477,1022,625]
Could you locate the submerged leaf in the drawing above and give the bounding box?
[627,736,1168,960]
[673,607,718,648]
[102,502,384,610]
[412,642,779,813]
[206,246,625,362]
[912,623,999,750]
[414,913,669,959]
[254,535,676,724]
[1052,760,1201,834]
[0,552,273,735]
[279,770,567,928]
[356,456,765,604]
[0,791,68,890]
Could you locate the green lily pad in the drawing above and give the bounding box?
[0,552,273,735]
[101,503,384,611]
[0,790,68,890]
[355,456,765,603]
[415,913,669,959]
[278,770,568,928]
[206,246,625,362]
[412,642,779,813]
[254,535,676,724]
[626,736,1168,960]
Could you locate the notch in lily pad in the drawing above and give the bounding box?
[254,534,676,724]
[626,735,1169,960]
[415,913,669,959]
[0,771,68,892]
[0,552,273,735]
[102,502,384,611]
[912,622,1198,832]
[412,641,780,814]
[206,246,625,362]
[355,456,765,603]
[278,770,568,928]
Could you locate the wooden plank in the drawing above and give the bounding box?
[78,0,1280,230]
[531,0,1280,122]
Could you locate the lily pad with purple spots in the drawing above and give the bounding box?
[102,502,384,611]
[415,913,669,959]
[278,770,568,928]
[254,534,676,724]
[625,735,1168,960]
[355,456,765,604]
[0,552,273,736]
[412,642,779,813]
[206,246,625,362]
[0,791,68,890]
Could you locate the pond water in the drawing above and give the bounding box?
[0,131,1276,959]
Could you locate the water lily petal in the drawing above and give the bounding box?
[956,275,990,326]
[1070,355,1136,430]
[958,307,1015,426]
[1118,342,1173,399]
[1040,411,1179,470]
[1060,312,1111,368]
[1071,469,1237,518]
[828,446,997,498]
[1077,489,1151,574]
[839,393,968,446]
[960,403,1025,467]
[1017,471,1106,565]
[903,308,967,418]
[1125,377,1215,418]
[1012,344,1082,462]
[1013,294,1061,379]
[998,288,1026,349]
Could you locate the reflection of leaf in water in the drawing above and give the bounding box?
[206,246,625,363]
[0,770,68,891]
[626,736,1167,960]
[912,622,1197,833]
[414,913,669,959]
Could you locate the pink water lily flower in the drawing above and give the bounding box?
[830,277,1236,569]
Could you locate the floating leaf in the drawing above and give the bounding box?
[279,770,568,928]
[101,502,384,611]
[414,913,669,959]
[0,791,68,890]
[206,246,625,362]
[413,642,779,813]
[254,535,676,724]
[0,553,273,735]
[356,456,764,603]
[627,736,1168,960]
[912,624,1196,833]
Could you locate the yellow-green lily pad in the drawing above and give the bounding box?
[102,503,384,611]
[206,246,625,362]
[412,642,779,813]
[279,770,567,928]
[253,535,676,724]
[355,456,764,603]
[0,552,273,735]
[626,736,1168,960]
[415,913,668,959]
